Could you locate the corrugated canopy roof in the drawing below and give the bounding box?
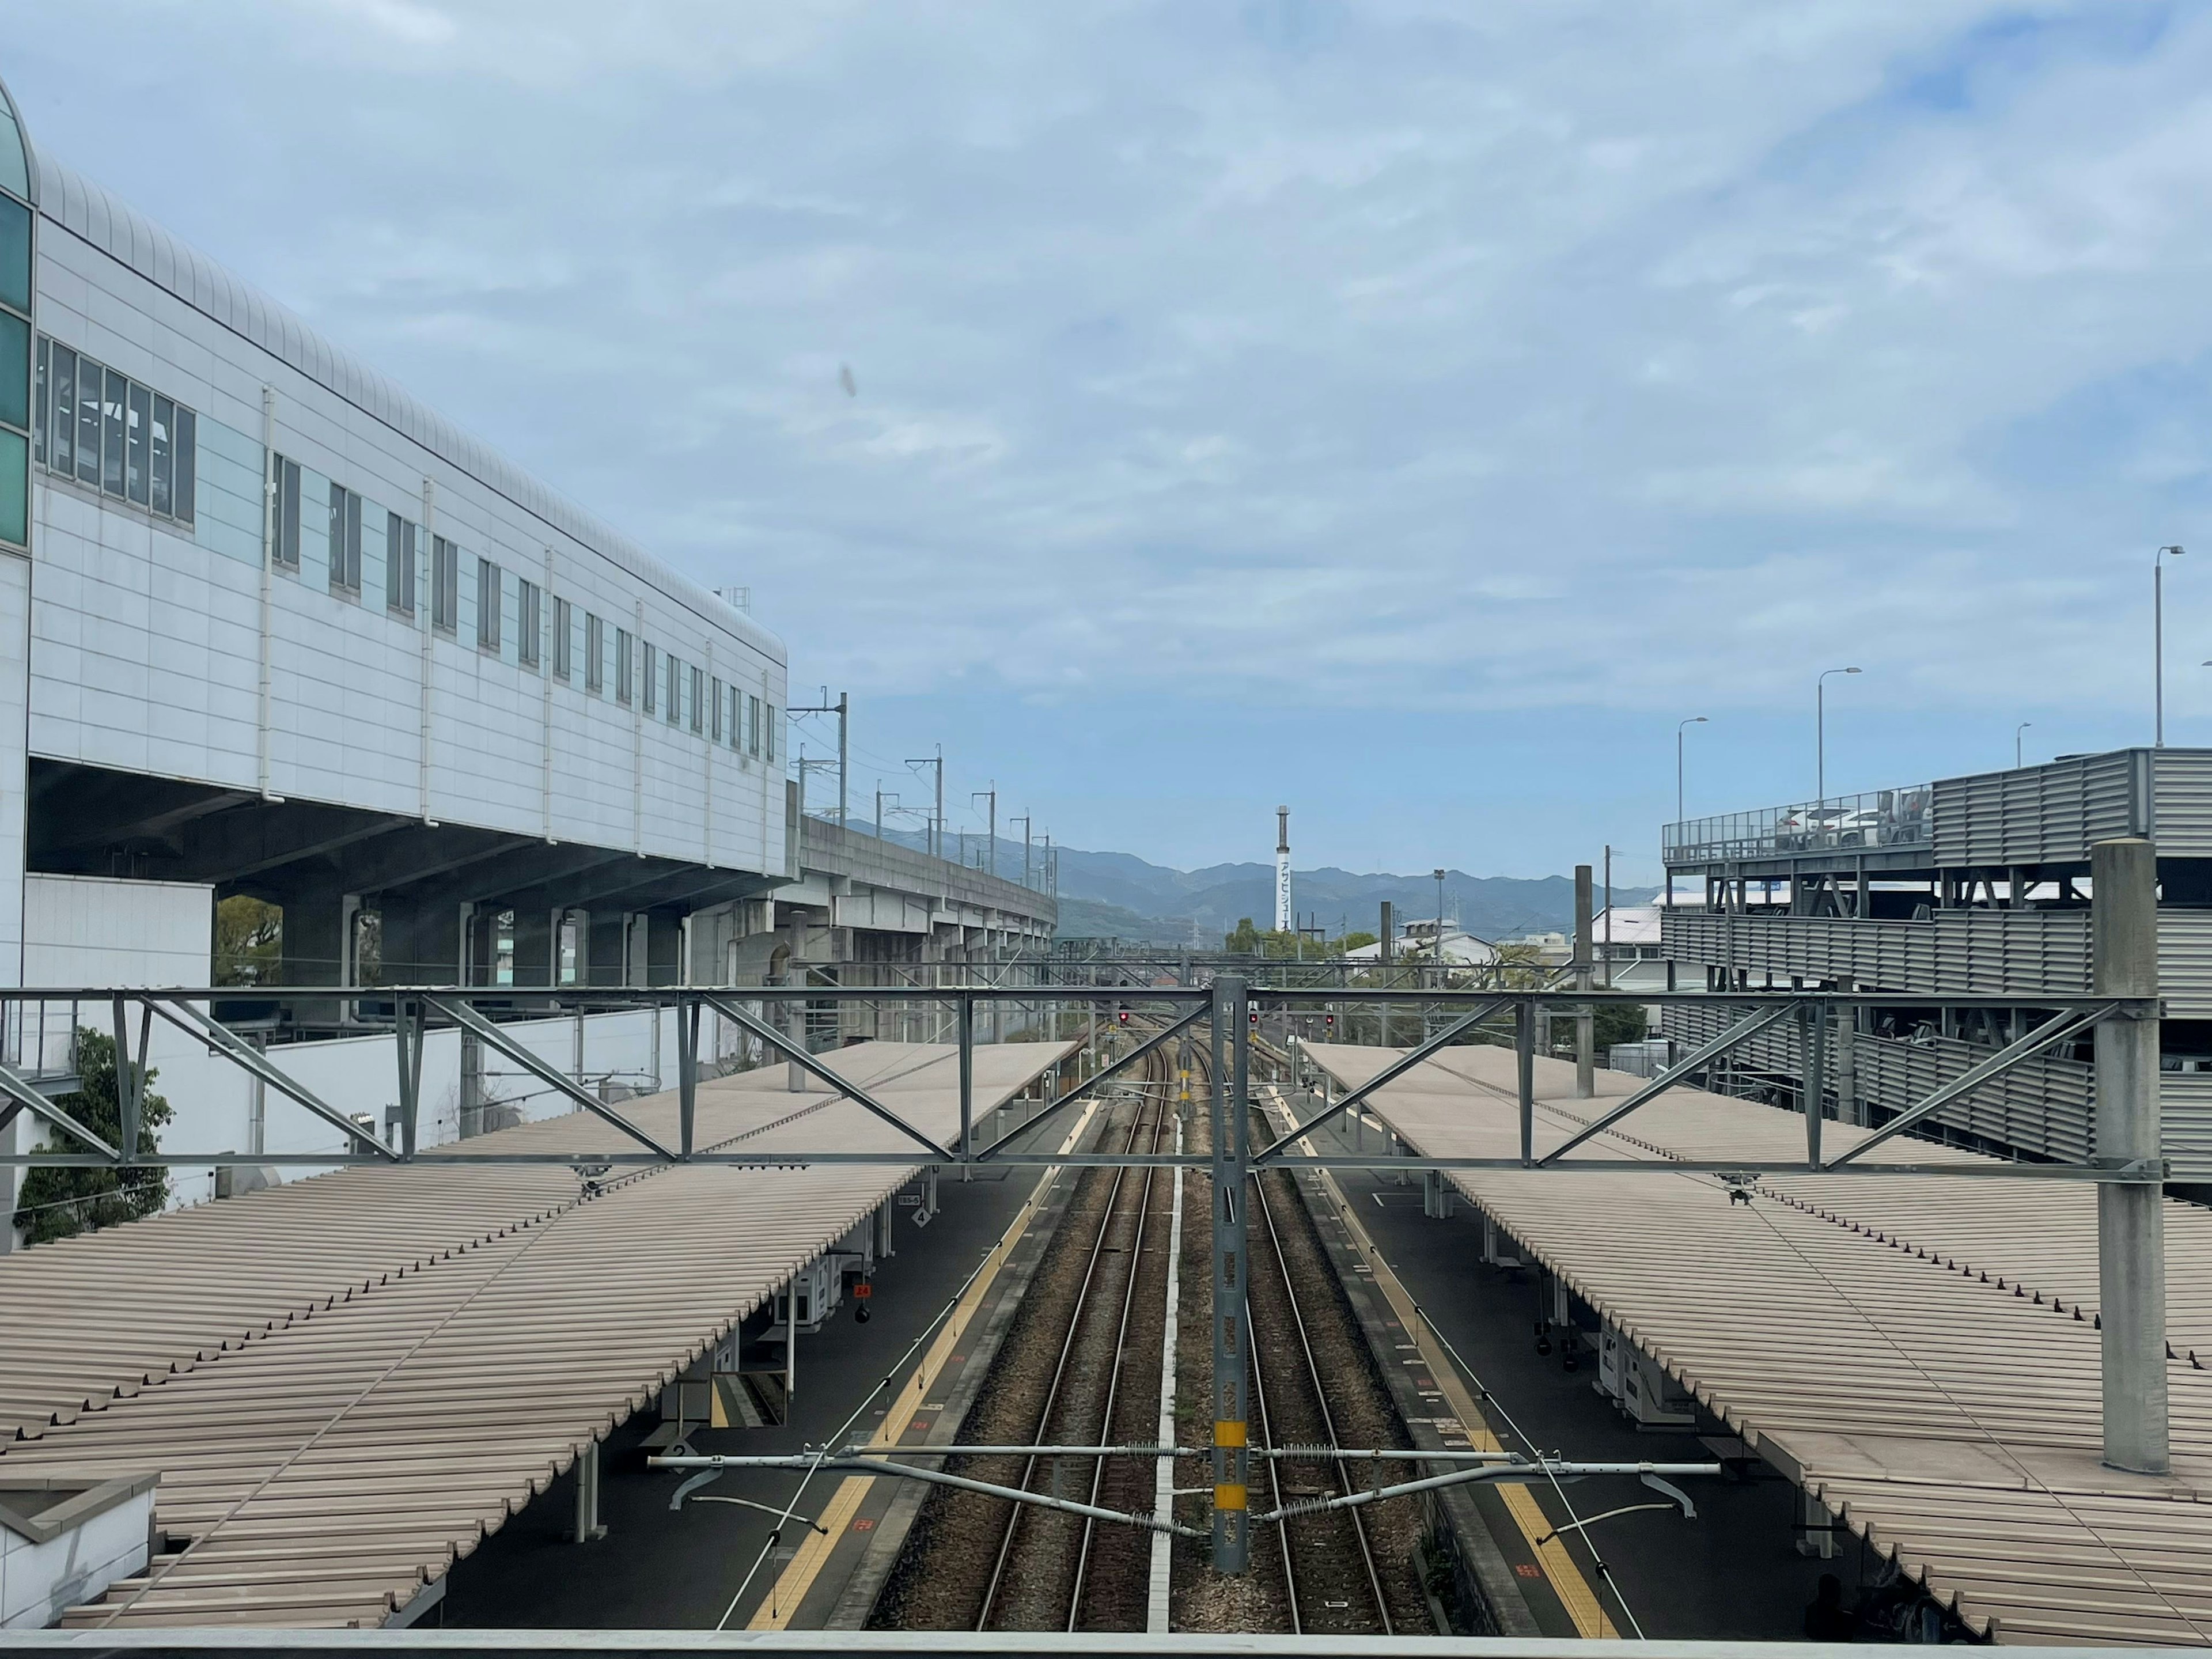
[0,1040,1071,1628]
[1306,1040,2212,1647]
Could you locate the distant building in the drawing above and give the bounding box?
[1342,918,1501,967]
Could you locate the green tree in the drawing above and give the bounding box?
[12,1028,171,1245]
[214,895,282,986]
[1338,931,1378,953]
[1224,917,1262,953]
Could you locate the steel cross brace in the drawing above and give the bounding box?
[426,994,675,1162]
[0,1053,120,1162]
[153,996,400,1161]
[1540,998,1802,1165]
[693,991,945,1159]
[1252,997,1509,1164]
[1824,1001,2114,1169]
[971,1002,1210,1161]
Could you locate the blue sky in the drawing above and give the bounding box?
[10,2,2212,885]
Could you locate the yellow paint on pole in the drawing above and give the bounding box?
[1213,1483,1247,1511]
[1213,1419,1247,1448]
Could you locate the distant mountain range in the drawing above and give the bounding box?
[849,820,1656,945]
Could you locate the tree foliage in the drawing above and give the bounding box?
[214,895,282,986]
[12,1028,171,1245]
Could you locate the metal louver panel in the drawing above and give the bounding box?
[2153,750,2212,855]
[1660,1002,2094,1162]
[1931,750,2145,866]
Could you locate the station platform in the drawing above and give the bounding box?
[0,1040,1073,1629]
[1301,1041,2212,1646]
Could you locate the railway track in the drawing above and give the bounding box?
[867,1044,1179,1631]
[976,1070,1172,1631]
[1247,1154,1393,1634]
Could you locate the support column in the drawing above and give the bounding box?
[1211,975,1249,1574]
[1833,975,1859,1127]
[570,1441,607,1543]
[1574,863,1594,1099]
[2092,837,2168,1475]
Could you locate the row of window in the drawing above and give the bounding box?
[32,339,199,525]
[267,451,778,760]
[0,191,27,547]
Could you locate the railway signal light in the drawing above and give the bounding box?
[1323,1013,1336,1035]
[1117,1005,1131,1027]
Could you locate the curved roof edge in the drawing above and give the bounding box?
[29,146,783,664]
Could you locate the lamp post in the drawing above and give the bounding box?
[1677,716,1707,827]
[1817,667,1861,802]
[1433,868,1446,960]
[2159,546,2187,747]
[2016,722,2032,770]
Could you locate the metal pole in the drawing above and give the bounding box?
[838,691,849,829]
[2157,555,2166,748]
[677,996,698,1157]
[1211,975,1250,1574]
[1603,845,1613,991]
[1799,1000,1824,1168]
[395,997,421,1158]
[112,994,138,1165]
[1574,865,1594,1100]
[2092,837,2169,1474]
[1517,998,1535,1166]
[958,991,974,1180]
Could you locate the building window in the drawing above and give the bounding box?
[0,187,21,547]
[585,612,604,692]
[150,393,174,515]
[642,643,657,714]
[710,676,723,742]
[386,513,416,615]
[688,665,703,733]
[126,381,150,506]
[765,703,778,763]
[270,453,302,569]
[747,693,760,757]
[552,596,573,680]
[615,628,632,704]
[666,654,681,726]
[517,577,542,668]
[327,482,362,594]
[476,558,502,652]
[431,534,459,632]
[40,347,197,527]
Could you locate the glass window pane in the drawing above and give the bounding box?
[101,368,125,496]
[49,344,73,478]
[0,310,26,431]
[0,427,24,547]
[126,381,150,505]
[173,408,195,522]
[0,105,27,204]
[32,335,44,466]
[0,195,28,317]
[150,393,172,515]
[74,354,99,485]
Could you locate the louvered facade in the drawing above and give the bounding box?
[1661,747,2212,1180]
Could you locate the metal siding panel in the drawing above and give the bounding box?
[2154,751,2212,856]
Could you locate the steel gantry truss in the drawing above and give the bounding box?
[0,839,2180,1566]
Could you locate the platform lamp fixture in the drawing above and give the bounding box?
[2016,722,2032,770]
[1433,868,1447,962]
[2160,545,2187,747]
[1817,667,1861,803]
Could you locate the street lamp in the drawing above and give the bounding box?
[1433,868,1447,959]
[2015,722,2032,770]
[2158,546,2186,747]
[1677,717,1707,826]
[1817,667,1861,802]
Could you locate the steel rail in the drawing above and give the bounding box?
[1066,1056,1173,1630]
[1249,1162,1392,1635]
[975,1086,1160,1628]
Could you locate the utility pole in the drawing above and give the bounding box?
[1574,863,1594,1099]
[788,691,850,827]
[974,787,998,878]
[1603,844,1613,990]
[905,747,944,860]
[1011,815,1032,889]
